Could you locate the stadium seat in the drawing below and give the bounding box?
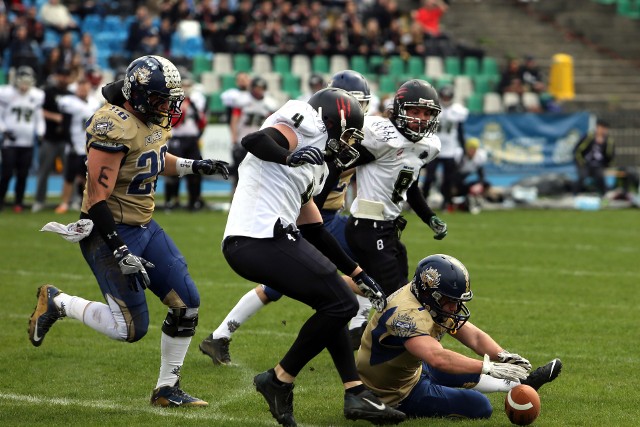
[522,92,541,110]
[378,75,397,95]
[291,54,311,76]
[425,56,444,79]
[473,74,497,95]
[312,55,329,74]
[273,54,291,74]
[436,75,454,89]
[220,74,237,91]
[350,55,368,75]
[407,56,424,77]
[444,57,461,76]
[213,53,233,74]
[466,93,483,113]
[368,55,385,74]
[263,72,282,93]
[502,92,521,110]
[208,91,225,114]
[200,71,220,94]
[253,54,272,74]
[483,92,503,113]
[281,73,301,99]
[330,55,349,75]
[617,0,640,19]
[481,57,499,77]
[192,53,213,79]
[454,76,473,103]
[81,14,102,35]
[388,55,405,76]
[233,54,252,73]
[463,57,480,77]
[103,15,122,31]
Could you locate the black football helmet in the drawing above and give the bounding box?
[122,55,185,128]
[308,87,364,169]
[250,76,267,100]
[439,85,454,107]
[328,70,372,114]
[391,79,441,142]
[410,254,472,333]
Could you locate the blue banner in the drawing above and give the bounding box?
[465,113,591,177]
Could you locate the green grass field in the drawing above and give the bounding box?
[1,208,638,426]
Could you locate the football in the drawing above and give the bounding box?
[504,384,541,425]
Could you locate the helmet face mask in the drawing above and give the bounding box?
[122,55,185,128]
[328,70,372,115]
[308,87,365,169]
[392,79,441,142]
[410,254,473,332]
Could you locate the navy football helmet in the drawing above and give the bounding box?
[122,55,185,127]
[308,87,364,169]
[391,79,441,142]
[410,254,472,333]
[328,70,372,114]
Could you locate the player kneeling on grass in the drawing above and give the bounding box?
[28,55,229,407]
[356,254,562,419]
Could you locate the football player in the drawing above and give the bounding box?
[199,70,376,363]
[422,84,469,210]
[0,65,45,212]
[28,55,229,407]
[220,87,405,426]
[357,254,563,419]
[345,79,447,298]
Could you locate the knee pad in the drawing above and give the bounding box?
[261,285,283,302]
[161,307,199,337]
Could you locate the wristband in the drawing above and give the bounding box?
[87,200,125,251]
[176,157,194,177]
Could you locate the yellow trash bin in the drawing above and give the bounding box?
[549,53,575,100]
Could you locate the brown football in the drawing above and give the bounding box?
[505,384,541,425]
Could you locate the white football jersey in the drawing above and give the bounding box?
[350,116,441,220]
[0,85,45,147]
[437,103,468,159]
[57,94,101,154]
[224,100,328,239]
[236,95,279,142]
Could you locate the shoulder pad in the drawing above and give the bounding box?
[87,105,137,148]
[268,101,323,138]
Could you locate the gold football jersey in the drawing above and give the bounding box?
[81,103,171,225]
[356,284,449,406]
[322,170,354,211]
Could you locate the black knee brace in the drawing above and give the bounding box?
[161,307,199,337]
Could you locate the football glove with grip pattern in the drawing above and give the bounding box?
[498,350,532,371]
[286,146,324,167]
[482,354,529,382]
[114,245,154,292]
[192,159,230,179]
[428,215,448,240]
[353,271,387,312]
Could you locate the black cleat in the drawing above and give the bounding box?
[253,370,297,427]
[28,285,65,347]
[199,335,232,365]
[150,381,208,407]
[344,389,406,425]
[521,358,563,391]
[349,321,368,351]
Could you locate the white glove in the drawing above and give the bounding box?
[497,350,532,372]
[482,354,529,382]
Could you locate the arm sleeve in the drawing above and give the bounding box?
[241,127,291,164]
[299,222,358,275]
[406,181,436,224]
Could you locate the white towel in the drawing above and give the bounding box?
[40,219,94,243]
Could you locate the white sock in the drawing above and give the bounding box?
[472,374,519,393]
[211,289,265,339]
[349,295,372,330]
[54,292,126,341]
[156,333,191,389]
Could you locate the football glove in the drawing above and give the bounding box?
[353,271,387,312]
[3,131,15,141]
[192,159,230,180]
[428,215,448,240]
[113,245,154,292]
[286,146,324,167]
[482,354,529,382]
[497,350,532,371]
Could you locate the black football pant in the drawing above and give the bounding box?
[0,146,33,207]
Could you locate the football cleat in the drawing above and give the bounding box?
[253,370,297,427]
[28,285,65,347]
[344,389,406,425]
[150,381,208,407]
[349,321,368,351]
[199,335,232,365]
[520,358,563,391]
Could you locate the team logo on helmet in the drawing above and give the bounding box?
[133,67,152,85]
[420,267,441,289]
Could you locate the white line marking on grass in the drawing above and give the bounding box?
[480,264,638,278]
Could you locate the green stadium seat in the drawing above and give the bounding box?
[473,75,497,95]
[436,75,454,89]
[273,54,291,74]
[220,74,237,91]
[311,55,329,73]
[282,73,302,99]
[350,55,368,75]
[617,0,640,18]
[463,57,480,77]
[378,75,397,95]
[233,54,252,73]
[388,55,405,76]
[466,92,484,113]
[192,53,212,79]
[444,57,461,76]
[407,56,424,76]
[368,55,385,74]
[481,57,499,77]
[208,91,225,113]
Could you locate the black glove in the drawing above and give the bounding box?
[286,146,324,167]
[193,159,230,179]
[4,131,15,141]
[113,245,155,292]
[353,271,387,312]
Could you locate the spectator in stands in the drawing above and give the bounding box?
[42,47,62,83]
[32,67,73,213]
[573,119,615,197]
[6,24,41,71]
[157,17,173,56]
[38,0,79,34]
[298,74,326,103]
[0,13,10,60]
[57,31,76,69]
[518,55,545,94]
[75,32,98,70]
[198,0,236,53]
[23,6,45,45]
[497,57,523,96]
[413,0,449,39]
[126,5,153,56]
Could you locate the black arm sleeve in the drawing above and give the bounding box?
[299,222,358,275]
[87,200,125,252]
[406,181,436,224]
[457,122,465,148]
[350,143,376,168]
[241,127,291,165]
